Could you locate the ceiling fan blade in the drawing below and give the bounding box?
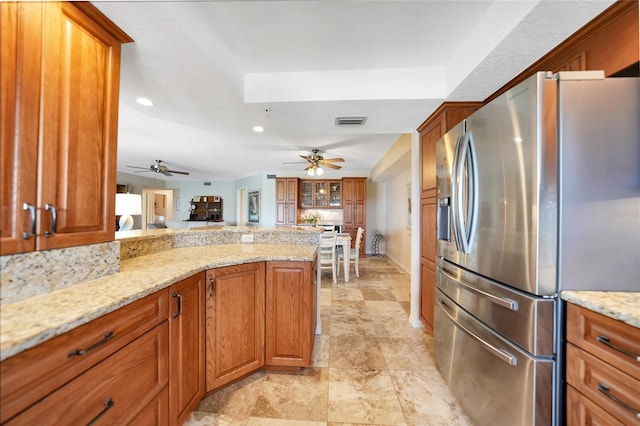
[167,170,190,175]
[299,155,313,162]
[283,161,308,164]
[321,157,345,162]
[127,165,152,170]
[304,164,314,171]
[320,162,341,170]
[160,170,173,176]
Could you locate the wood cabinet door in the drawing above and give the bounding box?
[169,273,205,426]
[0,3,41,255]
[265,261,314,368]
[419,117,444,199]
[343,178,366,227]
[420,198,436,263]
[36,2,123,250]
[420,259,435,334]
[205,263,265,392]
[285,178,298,203]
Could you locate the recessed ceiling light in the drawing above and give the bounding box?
[136,97,154,106]
[253,126,265,133]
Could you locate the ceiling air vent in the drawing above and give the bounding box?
[335,116,367,126]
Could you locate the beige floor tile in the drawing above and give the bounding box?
[389,371,474,426]
[360,288,397,301]
[332,288,365,301]
[186,411,249,425]
[329,336,387,369]
[250,368,329,422]
[248,418,327,426]
[327,368,406,425]
[330,314,376,337]
[331,300,369,316]
[195,371,266,415]
[379,338,434,371]
[364,301,407,318]
[312,335,330,367]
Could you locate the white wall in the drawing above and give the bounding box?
[381,169,412,272]
[234,174,276,226]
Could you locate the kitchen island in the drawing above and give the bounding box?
[0,226,321,361]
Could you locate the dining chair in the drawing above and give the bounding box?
[319,231,338,284]
[338,227,364,278]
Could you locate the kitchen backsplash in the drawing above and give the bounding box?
[0,241,120,305]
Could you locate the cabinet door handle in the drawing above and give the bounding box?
[22,202,36,239]
[87,398,114,425]
[172,292,182,318]
[597,335,640,362]
[68,331,115,357]
[44,203,57,237]
[209,276,215,298]
[597,383,640,418]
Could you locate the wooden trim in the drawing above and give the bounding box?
[485,0,638,103]
[416,101,483,132]
[71,1,134,43]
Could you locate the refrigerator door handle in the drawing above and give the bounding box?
[437,294,517,367]
[451,135,464,251]
[456,131,479,254]
[441,266,519,311]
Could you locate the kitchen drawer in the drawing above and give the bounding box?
[0,289,169,423]
[566,385,624,426]
[566,303,640,381]
[7,322,169,424]
[566,343,640,425]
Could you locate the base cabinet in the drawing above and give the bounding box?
[205,263,266,392]
[265,261,316,368]
[169,273,205,426]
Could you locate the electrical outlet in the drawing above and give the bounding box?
[241,234,254,243]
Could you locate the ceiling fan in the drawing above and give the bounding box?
[127,160,190,176]
[294,149,344,176]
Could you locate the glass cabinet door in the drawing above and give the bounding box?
[314,182,328,207]
[329,181,341,206]
[300,181,313,208]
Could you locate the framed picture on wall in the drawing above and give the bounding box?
[248,190,260,223]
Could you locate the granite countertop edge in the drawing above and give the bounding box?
[0,243,317,361]
[560,290,640,328]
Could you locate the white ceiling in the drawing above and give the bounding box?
[94,0,615,182]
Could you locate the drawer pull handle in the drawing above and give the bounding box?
[68,331,115,358]
[172,292,182,318]
[596,335,640,362]
[87,398,114,425]
[597,383,640,419]
[209,276,215,298]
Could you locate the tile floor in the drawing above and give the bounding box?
[186,256,473,426]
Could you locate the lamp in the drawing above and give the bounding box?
[307,165,324,176]
[115,193,142,231]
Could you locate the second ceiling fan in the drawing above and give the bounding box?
[299,149,344,176]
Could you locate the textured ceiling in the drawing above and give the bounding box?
[94,0,615,181]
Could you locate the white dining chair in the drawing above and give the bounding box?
[338,227,364,278]
[319,231,338,284]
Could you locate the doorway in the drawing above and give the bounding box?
[237,187,247,225]
[142,188,174,229]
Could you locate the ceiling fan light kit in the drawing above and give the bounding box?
[298,149,344,176]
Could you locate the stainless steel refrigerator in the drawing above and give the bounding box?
[434,71,640,426]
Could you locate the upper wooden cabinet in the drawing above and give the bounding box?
[300,180,341,208]
[275,178,298,226]
[417,102,481,199]
[0,2,132,255]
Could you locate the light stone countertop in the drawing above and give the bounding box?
[0,243,317,361]
[561,291,640,328]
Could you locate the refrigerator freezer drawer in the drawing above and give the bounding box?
[437,258,555,357]
[434,289,555,426]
